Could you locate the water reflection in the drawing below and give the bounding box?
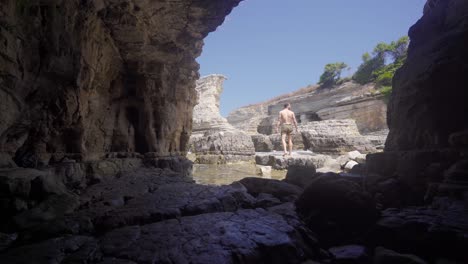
[192,163,287,185]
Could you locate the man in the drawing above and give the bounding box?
[276,103,298,156]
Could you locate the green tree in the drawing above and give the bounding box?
[352,36,409,85]
[319,62,348,88]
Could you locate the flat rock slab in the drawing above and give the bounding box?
[100,208,315,264]
[255,152,329,170]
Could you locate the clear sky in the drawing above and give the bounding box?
[197,0,427,116]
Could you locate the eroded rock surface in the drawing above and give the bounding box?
[227,82,387,135]
[189,75,255,163]
[0,0,241,166]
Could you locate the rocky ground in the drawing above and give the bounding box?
[1,160,467,264]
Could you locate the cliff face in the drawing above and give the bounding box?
[0,0,241,167]
[385,0,468,151]
[227,82,388,135]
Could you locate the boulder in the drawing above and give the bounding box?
[344,161,359,172]
[368,198,468,262]
[284,165,317,188]
[256,165,272,177]
[301,120,377,154]
[239,177,303,202]
[255,152,329,170]
[348,150,367,164]
[316,158,341,173]
[190,131,255,164]
[296,174,379,246]
[251,134,273,152]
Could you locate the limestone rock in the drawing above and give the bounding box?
[256,165,272,177]
[190,131,255,164]
[251,134,273,152]
[190,75,256,163]
[0,0,242,166]
[227,81,388,135]
[301,120,376,154]
[255,152,329,170]
[192,75,233,133]
[344,160,359,172]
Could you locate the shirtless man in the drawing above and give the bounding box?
[276,103,298,156]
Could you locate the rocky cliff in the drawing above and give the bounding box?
[0,0,241,168]
[227,81,388,135]
[385,0,468,151]
[190,75,255,164]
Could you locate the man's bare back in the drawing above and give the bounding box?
[279,109,296,125]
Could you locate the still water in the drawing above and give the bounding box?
[192,163,287,185]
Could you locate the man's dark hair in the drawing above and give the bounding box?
[283,103,290,108]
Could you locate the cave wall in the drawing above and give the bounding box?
[0,0,241,167]
[385,0,468,151]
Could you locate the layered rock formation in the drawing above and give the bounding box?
[385,0,468,151]
[227,82,388,135]
[0,0,241,167]
[192,75,234,133]
[365,0,468,207]
[251,119,381,154]
[189,75,255,164]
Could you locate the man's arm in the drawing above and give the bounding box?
[292,113,298,132]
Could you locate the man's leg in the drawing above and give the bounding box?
[281,133,288,155]
[288,133,293,155]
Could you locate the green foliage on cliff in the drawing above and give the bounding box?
[353,36,409,86]
[318,62,348,88]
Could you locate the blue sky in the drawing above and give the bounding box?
[197,0,427,116]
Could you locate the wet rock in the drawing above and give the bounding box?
[252,134,274,152]
[100,209,319,264]
[329,245,369,264]
[239,177,303,202]
[296,174,379,246]
[373,247,427,264]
